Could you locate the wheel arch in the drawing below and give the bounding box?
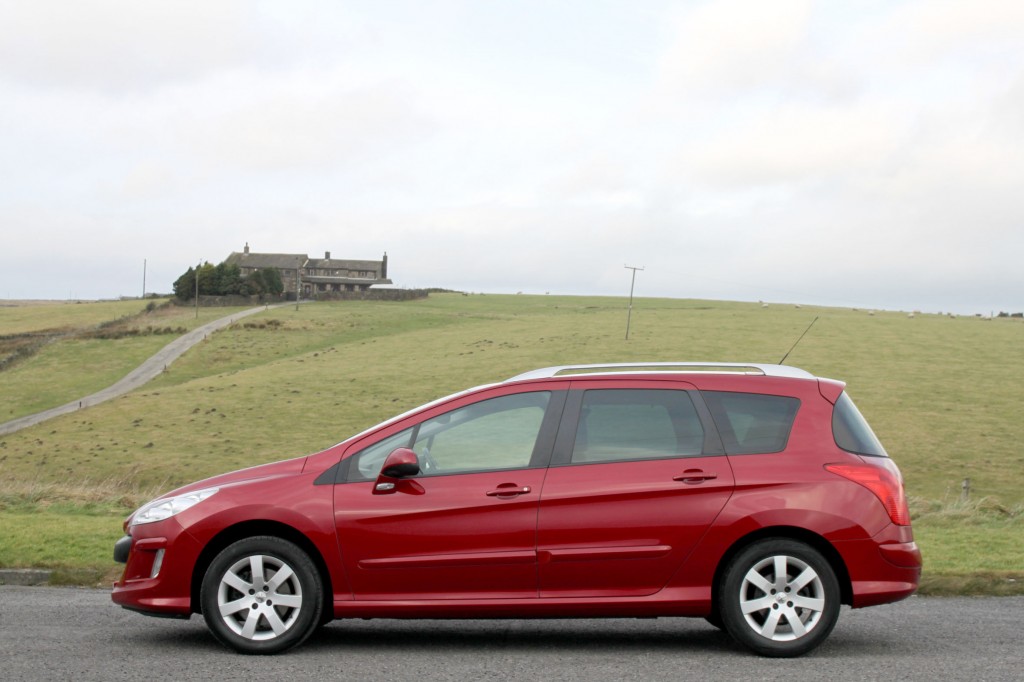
[709,526,853,617]
[189,519,334,621]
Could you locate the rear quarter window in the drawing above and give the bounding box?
[832,391,888,457]
[702,391,800,455]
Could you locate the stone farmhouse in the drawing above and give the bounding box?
[224,243,392,297]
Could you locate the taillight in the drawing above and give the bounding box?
[825,460,911,526]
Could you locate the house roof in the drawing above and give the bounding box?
[306,258,383,270]
[225,252,308,270]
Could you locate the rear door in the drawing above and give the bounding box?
[536,381,734,597]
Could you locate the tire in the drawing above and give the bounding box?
[200,536,323,655]
[719,539,840,657]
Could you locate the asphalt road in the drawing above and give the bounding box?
[2,587,1022,681]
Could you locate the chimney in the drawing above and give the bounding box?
[243,242,250,255]
[325,251,331,259]
[381,252,388,278]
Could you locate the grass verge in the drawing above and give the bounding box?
[910,496,1024,595]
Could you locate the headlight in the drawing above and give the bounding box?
[131,487,219,526]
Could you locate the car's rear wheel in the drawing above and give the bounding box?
[200,536,322,654]
[720,539,840,657]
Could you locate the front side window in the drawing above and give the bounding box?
[349,428,415,481]
[412,392,550,474]
[346,392,551,481]
[702,391,800,455]
[570,389,704,464]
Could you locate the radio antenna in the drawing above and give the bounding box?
[779,316,819,365]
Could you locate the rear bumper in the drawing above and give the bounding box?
[879,540,922,569]
[838,524,922,608]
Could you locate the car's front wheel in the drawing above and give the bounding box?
[200,536,322,654]
[719,539,840,657]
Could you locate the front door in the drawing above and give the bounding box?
[334,389,563,600]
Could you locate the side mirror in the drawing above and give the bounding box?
[374,448,421,494]
[381,447,420,478]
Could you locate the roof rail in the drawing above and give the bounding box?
[506,362,815,382]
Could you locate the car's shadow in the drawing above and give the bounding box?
[303,618,742,654]
[300,618,883,657]
[126,616,879,658]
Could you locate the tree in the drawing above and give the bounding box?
[240,273,263,296]
[171,262,282,300]
[260,267,284,296]
[212,262,244,295]
[172,267,196,301]
[196,263,217,295]
[172,263,217,300]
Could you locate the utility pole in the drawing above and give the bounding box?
[624,264,644,340]
[195,261,201,319]
[142,259,146,299]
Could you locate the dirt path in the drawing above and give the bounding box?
[0,304,293,437]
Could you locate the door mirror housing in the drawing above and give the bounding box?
[374,448,422,494]
[381,448,421,478]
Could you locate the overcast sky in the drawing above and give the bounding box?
[2,1,1022,313]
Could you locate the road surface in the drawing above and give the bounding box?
[2,587,1022,681]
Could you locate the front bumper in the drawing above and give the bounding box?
[114,535,131,563]
[111,518,200,618]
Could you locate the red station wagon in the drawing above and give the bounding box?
[112,363,921,657]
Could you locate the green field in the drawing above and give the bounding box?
[0,300,252,421]
[1,294,1021,591]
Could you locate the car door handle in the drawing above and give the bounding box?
[673,470,717,484]
[486,485,532,497]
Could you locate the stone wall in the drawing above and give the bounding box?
[312,289,429,302]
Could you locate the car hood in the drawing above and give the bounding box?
[158,455,309,498]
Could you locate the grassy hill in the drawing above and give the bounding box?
[1,294,1021,591]
[0,300,252,421]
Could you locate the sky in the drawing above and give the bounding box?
[1,0,1022,314]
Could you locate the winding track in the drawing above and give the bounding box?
[0,303,293,437]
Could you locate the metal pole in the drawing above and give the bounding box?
[195,261,200,319]
[624,264,644,340]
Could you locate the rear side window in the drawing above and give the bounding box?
[571,389,705,463]
[703,391,799,454]
[832,391,887,457]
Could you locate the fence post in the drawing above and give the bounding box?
[961,477,971,502]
